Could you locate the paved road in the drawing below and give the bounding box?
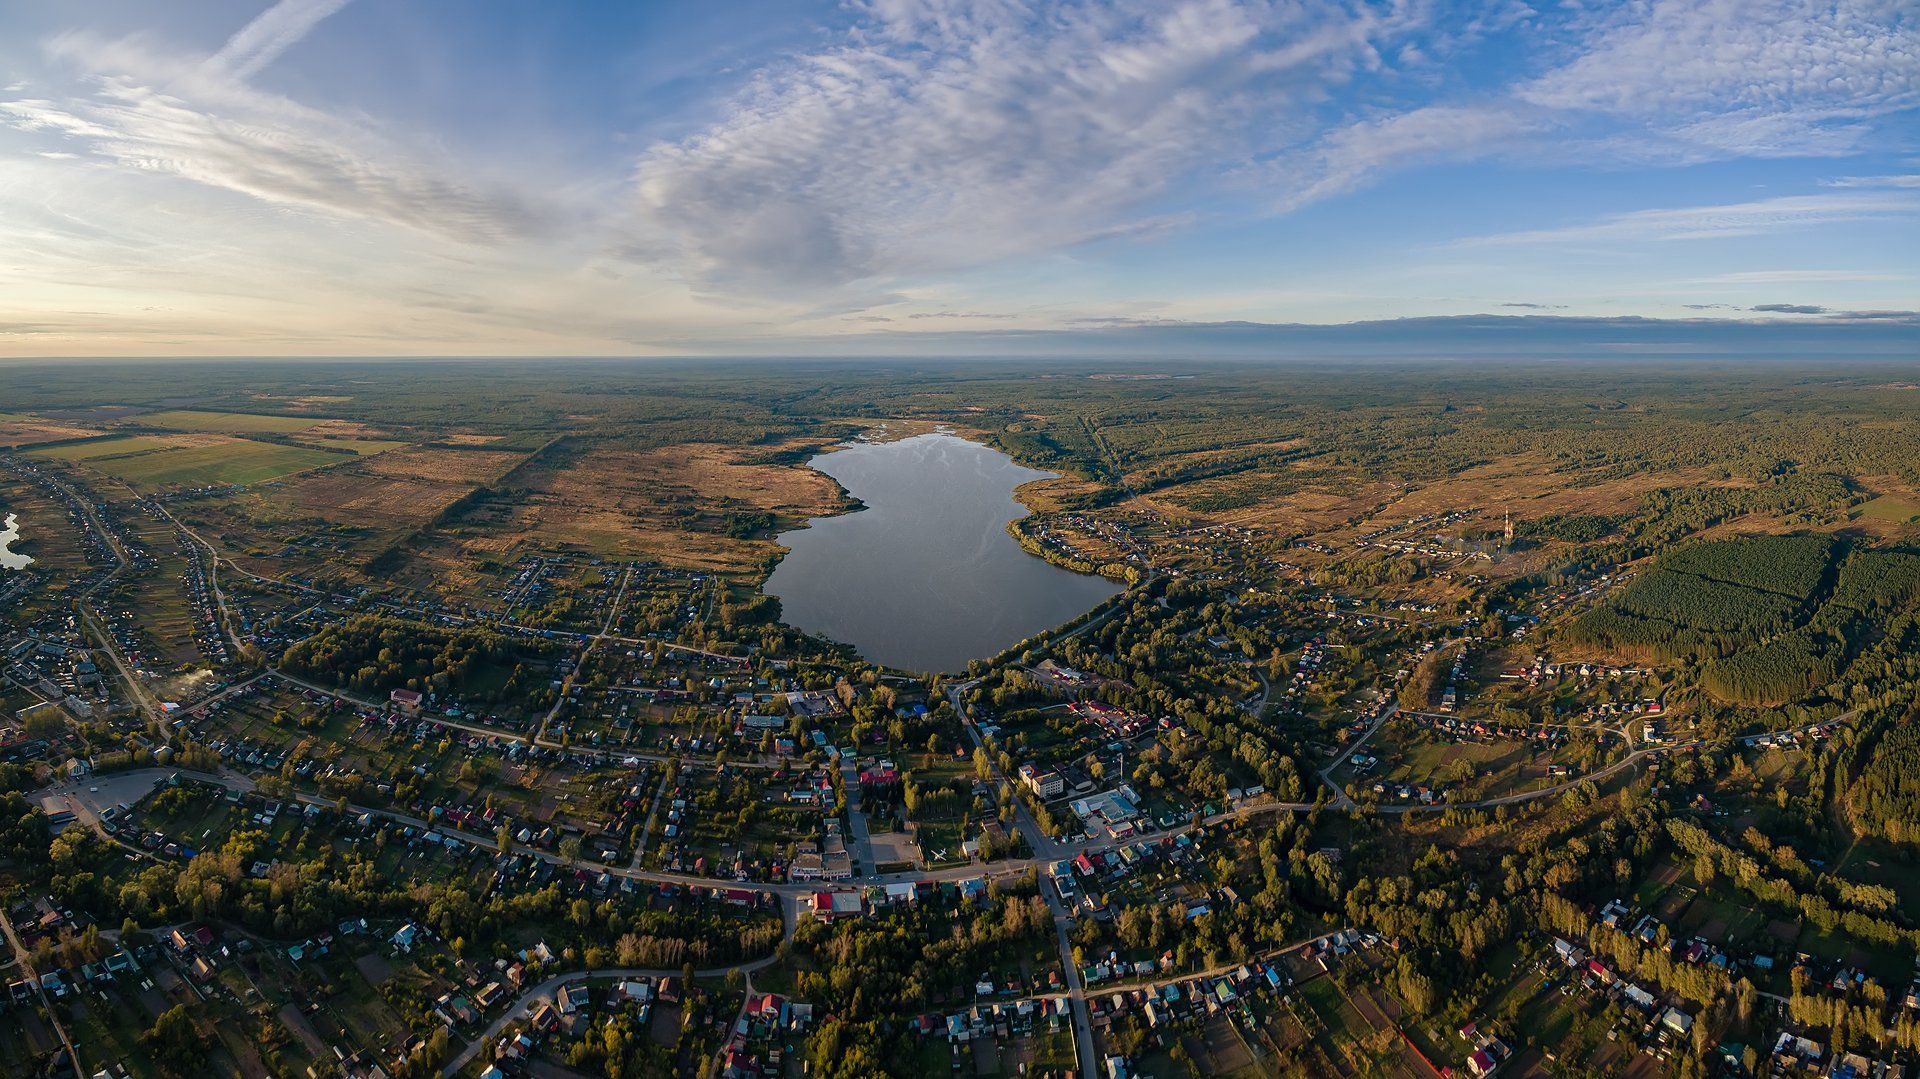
[1317,702,1399,810]
[838,753,874,874]
[948,679,1092,1076]
[1040,880,1099,1079]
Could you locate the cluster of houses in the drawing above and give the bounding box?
[1270,638,1329,715]
[934,992,1074,1047]
[1028,658,1102,694]
[1533,572,1629,619]
[4,625,109,733]
[133,498,232,668]
[1770,1034,1905,1077]
[485,973,695,1077]
[1550,932,1666,1012]
[3,457,129,597]
[1453,1021,1515,1077]
[1101,933,1382,1076]
[1015,509,1146,575]
[1598,899,1739,975]
[1437,644,1473,713]
[1365,778,1450,805]
[1057,831,1209,920]
[1742,723,1840,751]
[806,875,998,923]
[1068,699,1156,741]
[717,991,814,1078]
[1407,712,1581,749]
[1500,655,1654,686]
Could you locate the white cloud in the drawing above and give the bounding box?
[1519,0,1917,116]
[1,28,551,246]
[1825,174,1920,188]
[1460,193,1919,246]
[630,0,1413,292]
[1517,0,1918,155]
[1697,269,1907,283]
[1274,0,1920,208]
[1273,104,1541,211]
[209,0,354,82]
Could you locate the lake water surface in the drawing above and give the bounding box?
[764,433,1122,672]
[0,513,31,570]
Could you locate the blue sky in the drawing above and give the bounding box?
[0,0,1915,356]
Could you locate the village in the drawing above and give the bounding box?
[1,384,1918,1079]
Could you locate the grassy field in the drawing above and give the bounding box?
[31,434,350,487]
[140,409,324,434]
[301,436,410,456]
[1852,493,1920,526]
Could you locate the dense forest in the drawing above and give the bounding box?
[1570,536,1920,706]
[281,614,555,702]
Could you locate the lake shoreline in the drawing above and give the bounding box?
[0,511,33,571]
[762,430,1122,672]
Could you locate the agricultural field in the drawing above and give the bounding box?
[0,411,103,448]
[28,433,353,489]
[136,410,328,435]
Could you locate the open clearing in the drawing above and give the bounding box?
[387,439,845,580]
[1852,493,1920,526]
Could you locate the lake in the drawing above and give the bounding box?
[0,512,30,570]
[764,432,1123,672]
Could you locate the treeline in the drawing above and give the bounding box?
[363,437,568,572]
[48,819,777,966]
[1618,471,1855,553]
[1398,648,1449,710]
[1664,818,1920,949]
[1848,701,1920,843]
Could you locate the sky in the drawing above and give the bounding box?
[0,0,1916,358]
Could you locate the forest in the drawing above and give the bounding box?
[1570,536,1920,706]
[280,614,557,703]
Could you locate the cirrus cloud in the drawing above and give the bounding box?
[629,0,1419,292]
